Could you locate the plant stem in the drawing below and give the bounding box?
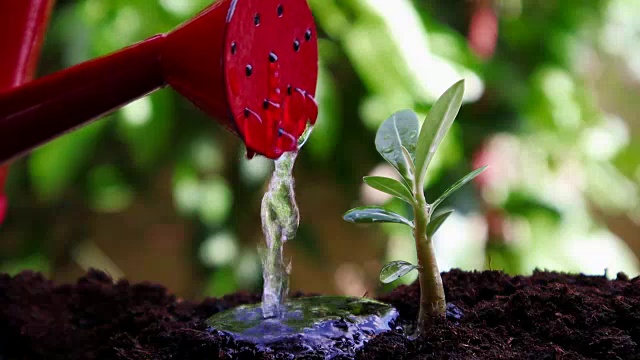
[413,189,446,332]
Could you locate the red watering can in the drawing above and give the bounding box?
[0,0,319,224]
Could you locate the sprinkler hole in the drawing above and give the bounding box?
[269,52,278,63]
[254,13,260,26]
[278,128,284,136]
[277,4,284,17]
[246,65,253,77]
[231,42,237,55]
[305,29,312,41]
[287,85,292,95]
[263,100,269,110]
[293,39,301,52]
[244,108,250,118]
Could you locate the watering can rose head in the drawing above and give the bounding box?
[162,0,319,159]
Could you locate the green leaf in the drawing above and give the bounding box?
[375,110,420,182]
[431,166,488,210]
[427,210,454,238]
[415,80,465,186]
[380,260,419,283]
[343,207,413,227]
[363,176,414,204]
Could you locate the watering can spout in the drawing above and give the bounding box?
[0,0,319,164]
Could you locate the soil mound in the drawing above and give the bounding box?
[0,269,638,359]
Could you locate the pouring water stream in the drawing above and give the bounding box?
[259,126,313,318]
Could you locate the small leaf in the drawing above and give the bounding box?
[431,166,488,210]
[343,207,413,227]
[380,260,419,283]
[427,210,454,238]
[363,176,414,204]
[375,110,420,182]
[415,80,465,186]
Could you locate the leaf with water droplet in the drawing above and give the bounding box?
[375,110,420,184]
[426,210,454,238]
[343,207,413,228]
[363,176,414,204]
[431,166,488,210]
[415,80,465,186]
[380,261,419,283]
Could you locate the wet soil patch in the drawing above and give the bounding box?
[0,269,638,359]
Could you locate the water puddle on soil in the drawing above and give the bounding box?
[207,296,399,358]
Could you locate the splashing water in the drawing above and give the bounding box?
[207,296,399,358]
[260,126,313,319]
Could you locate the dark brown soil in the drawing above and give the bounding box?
[0,269,638,359]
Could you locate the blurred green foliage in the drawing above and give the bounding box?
[1,0,639,296]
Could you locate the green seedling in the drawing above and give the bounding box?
[344,80,487,333]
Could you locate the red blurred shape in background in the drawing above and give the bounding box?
[468,6,498,60]
[0,0,54,224]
